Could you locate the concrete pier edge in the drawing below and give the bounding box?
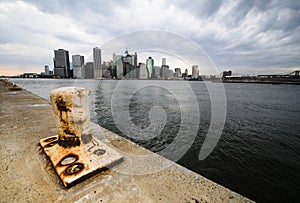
[0,79,253,202]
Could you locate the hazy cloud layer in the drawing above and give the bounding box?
[0,0,299,75]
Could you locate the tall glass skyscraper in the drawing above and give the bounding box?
[44,65,49,75]
[93,47,102,79]
[146,56,154,78]
[72,55,85,79]
[53,49,71,78]
[113,53,123,79]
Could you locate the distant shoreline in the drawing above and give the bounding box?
[5,76,300,85]
[221,78,300,85]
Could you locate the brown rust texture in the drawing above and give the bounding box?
[40,134,123,188]
[50,87,91,147]
[41,87,123,188]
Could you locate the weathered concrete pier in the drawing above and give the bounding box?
[0,79,253,202]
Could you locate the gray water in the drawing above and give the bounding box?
[11,78,300,202]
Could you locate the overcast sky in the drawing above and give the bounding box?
[0,0,299,76]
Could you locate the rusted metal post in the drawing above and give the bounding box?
[50,87,92,147]
[39,87,122,188]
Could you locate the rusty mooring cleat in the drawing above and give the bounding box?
[39,87,122,188]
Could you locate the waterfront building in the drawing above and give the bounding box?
[153,66,161,78]
[113,53,123,79]
[125,64,137,79]
[103,60,112,68]
[44,65,49,75]
[110,65,117,78]
[182,68,188,78]
[123,50,133,65]
[85,62,94,79]
[139,63,148,79]
[53,49,71,78]
[72,55,85,79]
[112,50,138,79]
[101,61,112,78]
[23,73,38,78]
[146,57,154,78]
[169,69,174,79]
[123,50,137,79]
[93,47,102,79]
[110,60,117,79]
[102,61,112,78]
[102,70,111,78]
[112,53,116,78]
[192,65,199,79]
[222,70,232,78]
[174,68,182,78]
[134,52,138,67]
[160,65,169,79]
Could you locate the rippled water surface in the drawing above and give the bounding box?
[11,78,300,202]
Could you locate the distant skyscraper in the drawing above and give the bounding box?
[169,69,174,79]
[123,50,135,78]
[174,68,182,78]
[123,50,133,65]
[153,66,161,78]
[161,65,169,79]
[192,65,199,79]
[93,47,102,79]
[146,57,154,78]
[85,62,94,79]
[174,68,181,74]
[162,58,166,66]
[134,52,138,67]
[102,61,112,78]
[139,63,148,79]
[182,68,188,78]
[113,53,123,79]
[53,49,71,78]
[44,65,49,75]
[72,55,85,79]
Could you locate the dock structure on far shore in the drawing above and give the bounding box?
[0,79,253,202]
[222,70,300,85]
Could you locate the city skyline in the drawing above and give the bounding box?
[49,47,194,80]
[44,47,197,77]
[0,0,299,76]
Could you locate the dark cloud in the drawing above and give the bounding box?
[0,0,299,75]
[226,0,255,27]
[25,0,126,19]
[174,0,223,18]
